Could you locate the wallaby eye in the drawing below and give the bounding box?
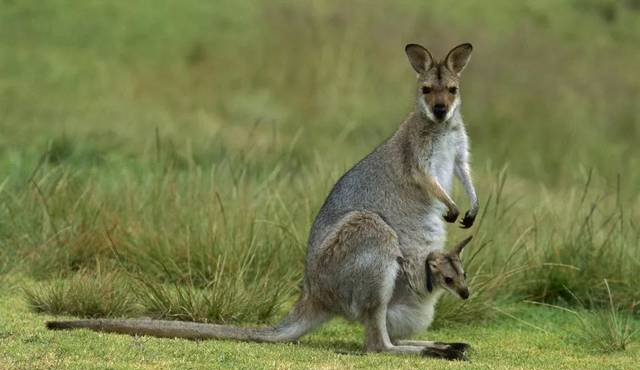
[444,277,453,284]
[422,86,432,94]
[448,87,458,94]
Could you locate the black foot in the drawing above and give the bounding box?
[445,342,471,352]
[459,211,476,229]
[422,342,471,361]
[443,208,459,223]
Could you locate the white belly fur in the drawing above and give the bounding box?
[386,290,444,340]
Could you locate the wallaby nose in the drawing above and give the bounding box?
[433,104,447,120]
[459,288,470,300]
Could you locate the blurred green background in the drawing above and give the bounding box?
[2,0,639,184]
[1,0,639,327]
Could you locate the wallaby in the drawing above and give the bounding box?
[47,43,479,360]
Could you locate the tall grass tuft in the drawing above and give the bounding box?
[523,176,640,312]
[23,270,138,318]
[135,270,293,324]
[544,280,638,353]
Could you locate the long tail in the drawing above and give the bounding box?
[46,299,327,343]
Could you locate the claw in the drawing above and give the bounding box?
[459,211,475,229]
[443,208,459,223]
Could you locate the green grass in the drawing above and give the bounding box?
[1,0,640,368]
[539,280,639,353]
[1,282,639,369]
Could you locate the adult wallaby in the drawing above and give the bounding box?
[48,43,479,360]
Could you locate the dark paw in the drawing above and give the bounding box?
[443,208,459,223]
[459,211,476,229]
[446,342,471,352]
[422,342,471,361]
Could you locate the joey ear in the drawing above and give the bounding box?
[405,44,434,74]
[444,43,473,76]
[396,255,406,272]
[452,236,473,256]
[425,253,435,292]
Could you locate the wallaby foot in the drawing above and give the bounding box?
[421,342,470,361]
[396,339,469,349]
[394,340,470,360]
[367,343,429,355]
[366,332,469,360]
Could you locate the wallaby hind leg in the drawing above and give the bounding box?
[363,305,428,355]
[309,211,404,319]
[363,302,468,360]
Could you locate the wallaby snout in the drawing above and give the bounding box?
[458,287,470,300]
[433,104,448,120]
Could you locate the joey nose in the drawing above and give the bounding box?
[433,104,447,120]
[459,288,470,300]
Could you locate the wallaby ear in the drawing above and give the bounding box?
[425,253,435,292]
[444,43,473,76]
[452,236,473,256]
[405,44,434,74]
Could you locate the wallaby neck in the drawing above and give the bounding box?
[393,111,453,155]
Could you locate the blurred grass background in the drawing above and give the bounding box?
[1,0,639,328]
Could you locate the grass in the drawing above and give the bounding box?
[2,282,639,370]
[572,304,638,353]
[24,270,138,318]
[7,147,639,326]
[1,0,640,368]
[541,280,639,353]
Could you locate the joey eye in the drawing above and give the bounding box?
[448,87,458,94]
[444,277,453,284]
[464,272,467,279]
[422,86,432,94]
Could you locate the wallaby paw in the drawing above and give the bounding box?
[422,342,471,361]
[443,208,459,223]
[459,211,476,229]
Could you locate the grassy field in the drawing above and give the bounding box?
[2,279,639,370]
[1,0,640,368]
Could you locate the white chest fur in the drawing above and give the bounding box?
[426,130,458,192]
